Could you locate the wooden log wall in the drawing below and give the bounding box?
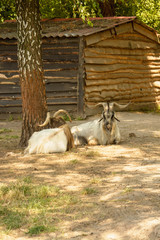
[0,39,21,115]
[84,22,160,110]
[42,37,79,113]
[0,37,79,116]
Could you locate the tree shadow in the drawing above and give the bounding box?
[0,112,160,239]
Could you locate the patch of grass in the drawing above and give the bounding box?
[27,225,48,236]
[6,135,19,139]
[0,178,79,235]
[8,115,14,121]
[90,177,102,185]
[0,128,12,134]
[122,187,133,194]
[82,151,100,158]
[0,135,19,140]
[82,187,97,195]
[0,207,25,230]
[75,116,84,121]
[70,159,79,164]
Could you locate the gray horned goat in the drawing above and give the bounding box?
[25,110,74,154]
[71,102,129,146]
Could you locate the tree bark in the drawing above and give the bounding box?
[17,0,47,147]
[98,0,115,16]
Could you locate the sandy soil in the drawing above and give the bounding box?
[0,112,160,240]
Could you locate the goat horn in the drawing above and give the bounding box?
[53,109,72,122]
[93,102,109,111]
[39,112,51,127]
[111,102,131,110]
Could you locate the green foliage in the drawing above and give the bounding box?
[115,0,160,31]
[0,0,160,32]
[0,0,16,22]
[40,0,102,25]
[39,0,73,19]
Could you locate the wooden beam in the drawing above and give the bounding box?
[115,22,133,35]
[85,30,112,46]
[94,39,158,49]
[133,22,159,43]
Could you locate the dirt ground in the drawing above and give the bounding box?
[0,112,160,240]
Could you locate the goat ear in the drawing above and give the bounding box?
[98,117,103,122]
[114,116,120,122]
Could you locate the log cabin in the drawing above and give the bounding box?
[0,17,160,118]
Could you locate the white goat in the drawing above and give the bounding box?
[25,110,74,154]
[71,102,129,146]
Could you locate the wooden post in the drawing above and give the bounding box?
[77,37,85,117]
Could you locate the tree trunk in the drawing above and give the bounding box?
[98,0,115,16]
[17,0,47,147]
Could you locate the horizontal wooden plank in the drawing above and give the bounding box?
[0,93,21,99]
[86,71,160,80]
[85,83,160,93]
[94,39,158,49]
[86,29,112,46]
[115,22,133,35]
[42,42,79,49]
[0,104,78,114]
[85,57,154,65]
[115,32,153,42]
[84,47,160,56]
[43,54,78,62]
[84,49,160,61]
[0,53,18,61]
[45,77,77,83]
[0,99,22,106]
[85,78,160,86]
[85,63,160,73]
[42,48,79,55]
[44,62,78,70]
[46,91,77,98]
[0,84,21,94]
[0,61,18,70]
[44,69,78,77]
[0,39,17,45]
[85,93,160,104]
[85,87,160,98]
[0,71,19,77]
[47,97,77,104]
[0,106,22,113]
[42,37,79,44]
[45,82,77,92]
[0,45,17,51]
[0,79,19,84]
